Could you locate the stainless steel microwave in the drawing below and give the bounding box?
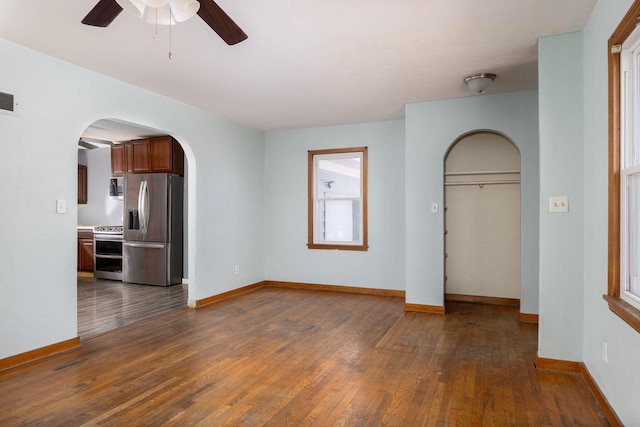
[109,177,124,199]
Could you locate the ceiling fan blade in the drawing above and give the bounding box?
[197,0,248,45]
[82,0,123,27]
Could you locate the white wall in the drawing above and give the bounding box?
[77,147,123,226]
[581,0,640,424]
[0,38,264,359]
[264,120,405,290]
[405,91,539,313]
[538,32,585,362]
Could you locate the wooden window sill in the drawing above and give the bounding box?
[307,244,369,251]
[603,294,640,334]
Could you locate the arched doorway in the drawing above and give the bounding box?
[444,131,521,306]
[76,119,191,338]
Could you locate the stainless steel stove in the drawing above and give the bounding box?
[94,225,124,235]
[93,226,123,280]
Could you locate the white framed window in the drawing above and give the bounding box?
[307,147,368,251]
[620,26,640,311]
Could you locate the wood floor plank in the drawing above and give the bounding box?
[0,288,609,426]
[77,276,187,339]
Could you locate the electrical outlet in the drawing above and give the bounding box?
[235,265,240,274]
[602,341,608,363]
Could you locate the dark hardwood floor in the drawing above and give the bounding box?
[1,288,607,426]
[77,276,187,339]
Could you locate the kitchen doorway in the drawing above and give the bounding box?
[444,131,521,305]
[76,119,190,338]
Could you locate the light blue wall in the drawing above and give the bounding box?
[538,2,640,421]
[0,38,265,359]
[405,92,540,313]
[581,0,640,424]
[264,120,406,289]
[537,32,585,362]
[6,9,639,421]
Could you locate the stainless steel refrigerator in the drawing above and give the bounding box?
[123,173,183,286]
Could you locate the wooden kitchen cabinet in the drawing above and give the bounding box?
[77,230,94,273]
[78,165,87,205]
[125,143,134,173]
[151,136,184,174]
[130,139,151,173]
[110,144,126,176]
[111,136,184,175]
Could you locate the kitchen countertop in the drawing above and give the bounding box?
[77,225,98,230]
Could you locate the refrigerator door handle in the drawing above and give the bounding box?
[140,180,150,234]
[124,242,165,249]
[137,180,145,233]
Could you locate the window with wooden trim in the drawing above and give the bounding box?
[606,0,640,333]
[308,147,368,251]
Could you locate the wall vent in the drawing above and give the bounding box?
[0,90,16,115]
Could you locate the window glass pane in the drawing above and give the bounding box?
[324,200,355,242]
[316,157,361,199]
[627,173,640,299]
[313,200,361,243]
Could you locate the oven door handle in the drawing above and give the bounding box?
[94,235,123,241]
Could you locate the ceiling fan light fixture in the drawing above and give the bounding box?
[141,0,170,8]
[143,4,175,25]
[140,1,200,24]
[115,0,146,17]
[169,0,200,22]
[464,73,497,94]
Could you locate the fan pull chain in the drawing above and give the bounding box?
[149,6,174,59]
[153,8,159,41]
[169,10,173,60]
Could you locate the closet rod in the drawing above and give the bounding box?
[445,170,520,176]
[445,180,520,187]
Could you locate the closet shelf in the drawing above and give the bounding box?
[445,170,520,177]
[445,180,520,187]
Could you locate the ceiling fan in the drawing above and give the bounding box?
[81,0,247,45]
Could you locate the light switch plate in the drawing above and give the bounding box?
[56,199,66,214]
[431,202,439,213]
[549,196,569,213]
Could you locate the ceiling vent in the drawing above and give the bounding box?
[0,90,17,115]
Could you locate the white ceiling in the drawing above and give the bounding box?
[81,118,166,143]
[0,0,597,131]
